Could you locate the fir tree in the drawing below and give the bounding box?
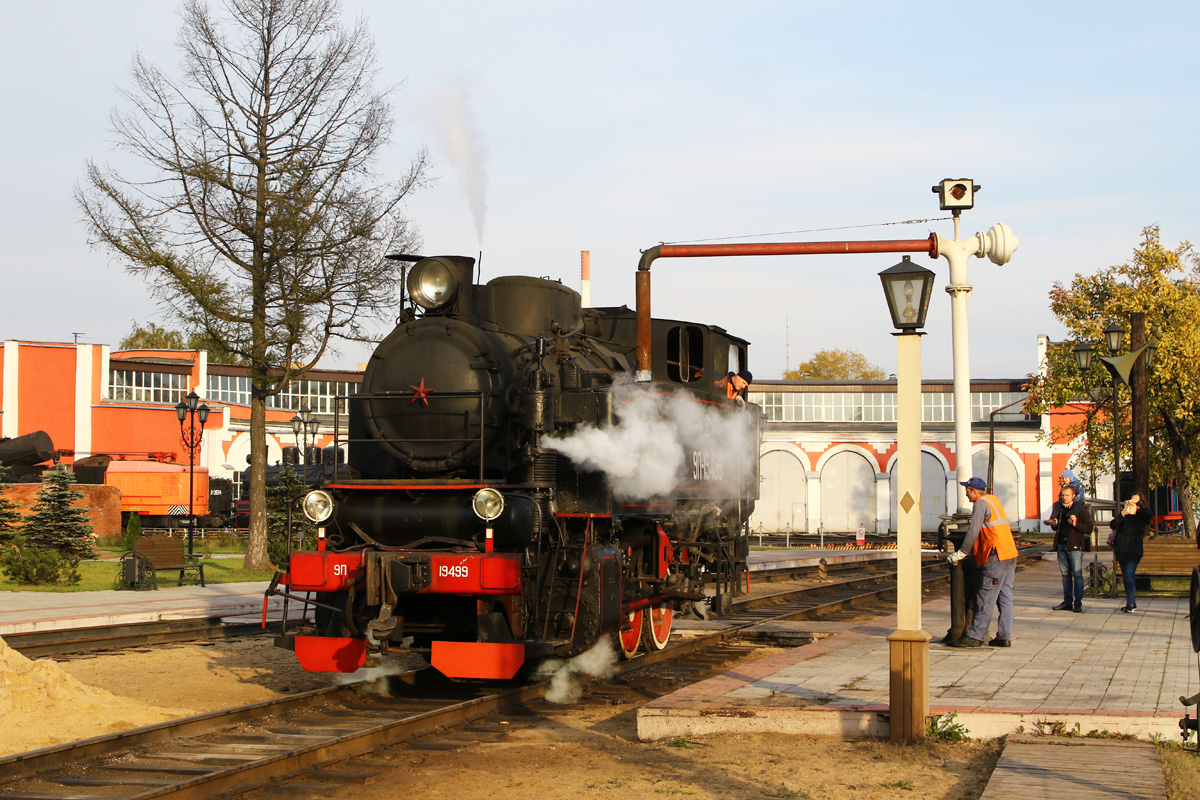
[0,465,22,546]
[21,466,95,559]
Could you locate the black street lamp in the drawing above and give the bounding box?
[290,405,321,478]
[175,390,210,557]
[1072,341,1097,494]
[287,406,320,555]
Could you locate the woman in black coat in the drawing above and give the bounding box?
[1110,493,1153,612]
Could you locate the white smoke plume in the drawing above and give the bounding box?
[535,639,618,704]
[543,378,757,501]
[427,80,488,243]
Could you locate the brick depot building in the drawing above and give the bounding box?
[747,336,1094,535]
[2,335,1089,538]
[1,340,361,536]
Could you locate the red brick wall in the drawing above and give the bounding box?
[0,483,122,543]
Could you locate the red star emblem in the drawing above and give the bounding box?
[409,378,434,405]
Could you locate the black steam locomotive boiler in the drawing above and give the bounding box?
[268,254,760,679]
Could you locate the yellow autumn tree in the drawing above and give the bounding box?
[1024,226,1200,540]
[783,349,886,381]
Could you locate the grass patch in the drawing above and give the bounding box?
[1160,744,1200,800]
[0,556,275,592]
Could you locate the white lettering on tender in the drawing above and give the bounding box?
[438,564,469,579]
[692,450,724,482]
[333,563,348,577]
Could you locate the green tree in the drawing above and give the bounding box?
[1024,226,1200,540]
[784,348,887,381]
[0,538,82,586]
[119,321,247,365]
[21,466,95,559]
[77,0,428,571]
[266,466,317,569]
[0,465,23,546]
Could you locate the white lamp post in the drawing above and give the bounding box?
[931,179,1020,512]
[880,256,936,743]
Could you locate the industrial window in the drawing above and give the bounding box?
[205,374,360,413]
[666,326,704,383]
[749,390,1032,424]
[109,369,188,404]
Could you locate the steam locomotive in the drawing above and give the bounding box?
[268,254,760,679]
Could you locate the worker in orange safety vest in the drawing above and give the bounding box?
[945,476,1018,648]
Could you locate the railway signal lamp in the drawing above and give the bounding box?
[878,256,935,331]
[932,178,979,212]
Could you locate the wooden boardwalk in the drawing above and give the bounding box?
[980,736,1166,800]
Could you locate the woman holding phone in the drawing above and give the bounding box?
[1110,494,1153,612]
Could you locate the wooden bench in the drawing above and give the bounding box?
[130,535,206,588]
[1131,539,1200,577]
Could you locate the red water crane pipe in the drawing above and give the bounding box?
[633,235,939,379]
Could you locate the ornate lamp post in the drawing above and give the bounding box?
[879,255,936,743]
[290,405,320,477]
[1097,323,1150,509]
[288,406,320,554]
[175,390,210,557]
[1072,341,1097,494]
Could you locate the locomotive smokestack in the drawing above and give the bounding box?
[580,250,591,308]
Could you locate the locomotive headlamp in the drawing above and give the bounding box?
[408,258,458,310]
[472,488,505,521]
[302,489,335,524]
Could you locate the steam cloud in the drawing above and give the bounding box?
[535,639,618,704]
[544,378,756,501]
[427,80,488,243]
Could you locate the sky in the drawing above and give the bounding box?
[2,1,1198,381]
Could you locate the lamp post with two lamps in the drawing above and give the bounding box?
[879,254,936,743]
[175,391,210,557]
[288,407,321,555]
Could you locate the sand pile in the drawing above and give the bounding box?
[0,635,188,757]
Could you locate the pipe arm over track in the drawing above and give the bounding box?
[634,235,939,379]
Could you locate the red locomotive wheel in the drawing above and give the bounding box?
[643,602,673,651]
[619,609,644,658]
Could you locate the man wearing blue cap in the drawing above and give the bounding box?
[945,477,1019,648]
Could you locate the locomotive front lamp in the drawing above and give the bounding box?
[472,488,505,521]
[407,258,458,310]
[303,489,334,524]
[878,256,935,331]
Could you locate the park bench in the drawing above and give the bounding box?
[1128,539,1200,579]
[118,535,206,589]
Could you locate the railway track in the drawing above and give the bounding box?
[3,557,897,661]
[0,548,1046,799]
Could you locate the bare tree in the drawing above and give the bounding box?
[77,0,428,570]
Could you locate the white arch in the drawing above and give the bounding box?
[883,445,951,474]
[752,448,809,533]
[814,443,883,474]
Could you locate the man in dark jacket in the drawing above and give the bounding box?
[1047,484,1093,612]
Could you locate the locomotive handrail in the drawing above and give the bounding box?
[333,390,488,483]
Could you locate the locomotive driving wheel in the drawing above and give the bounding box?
[643,601,674,650]
[618,608,644,658]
